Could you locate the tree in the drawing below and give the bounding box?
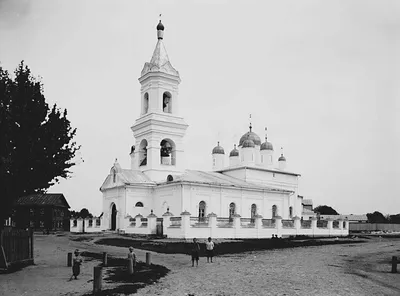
[313,205,339,215]
[69,208,93,219]
[366,211,388,223]
[0,62,81,227]
[389,214,400,224]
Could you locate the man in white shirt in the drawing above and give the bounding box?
[205,237,215,263]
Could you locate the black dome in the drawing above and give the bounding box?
[157,20,164,31]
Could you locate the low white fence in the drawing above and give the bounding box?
[70,211,350,238]
[70,217,102,233]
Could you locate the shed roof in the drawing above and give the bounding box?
[16,193,70,208]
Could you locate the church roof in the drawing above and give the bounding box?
[159,170,293,193]
[302,199,313,206]
[100,169,156,191]
[217,165,301,176]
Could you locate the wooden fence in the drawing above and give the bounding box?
[0,227,34,269]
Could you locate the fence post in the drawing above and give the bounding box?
[311,217,318,237]
[180,211,191,238]
[67,252,72,267]
[275,216,282,237]
[392,256,398,273]
[207,213,217,238]
[93,266,103,294]
[293,216,301,236]
[30,228,34,261]
[147,210,157,234]
[146,252,151,266]
[102,252,108,267]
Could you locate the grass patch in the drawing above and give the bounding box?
[95,237,366,256]
[81,251,169,296]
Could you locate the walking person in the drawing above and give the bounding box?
[128,246,137,274]
[71,249,83,280]
[191,238,200,267]
[205,237,215,263]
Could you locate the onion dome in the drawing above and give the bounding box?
[278,154,286,161]
[156,20,164,31]
[242,138,255,148]
[260,141,273,151]
[229,144,239,157]
[238,124,261,146]
[260,127,273,150]
[212,141,225,154]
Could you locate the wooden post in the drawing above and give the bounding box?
[127,258,134,275]
[146,252,151,266]
[67,252,72,267]
[102,252,108,267]
[93,266,103,294]
[30,228,34,261]
[392,256,398,273]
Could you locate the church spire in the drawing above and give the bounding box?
[140,20,179,77]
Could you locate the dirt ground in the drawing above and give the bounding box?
[0,234,399,296]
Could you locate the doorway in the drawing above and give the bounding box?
[111,204,117,231]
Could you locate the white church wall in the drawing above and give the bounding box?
[154,184,182,216]
[125,187,153,218]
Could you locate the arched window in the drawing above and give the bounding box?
[251,204,257,223]
[112,169,116,183]
[229,202,236,222]
[163,92,172,113]
[139,139,148,166]
[143,92,149,114]
[272,205,277,218]
[289,206,293,219]
[160,139,176,165]
[135,202,144,207]
[198,201,206,222]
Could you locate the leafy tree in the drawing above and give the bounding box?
[69,208,93,219]
[313,205,339,215]
[366,211,388,223]
[389,214,400,224]
[0,62,81,227]
[79,208,93,219]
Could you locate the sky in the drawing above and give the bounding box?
[0,0,399,216]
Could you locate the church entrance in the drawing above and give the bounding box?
[111,204,117,231]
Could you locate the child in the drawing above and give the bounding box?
[205,237,215,263]
[128,246,137,274]
[191,238,200,267]
[71,249,83,280]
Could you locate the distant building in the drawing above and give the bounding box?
[319,214,368,223]
[301,198,317,220]
[12,193,70,231]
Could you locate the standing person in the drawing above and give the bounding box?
[205,237,215,263]
[71,249,83,280]
[128,246,137,274]
[191,238,200,267]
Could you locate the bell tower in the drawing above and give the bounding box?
[131,20,188,181]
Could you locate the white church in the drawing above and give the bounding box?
[71,21,348,238]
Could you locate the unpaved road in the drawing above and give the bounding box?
[1,234,399,296]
